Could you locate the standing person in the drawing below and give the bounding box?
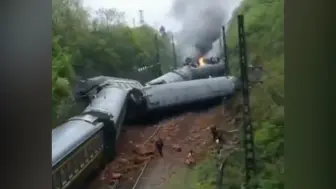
[210,125,218,141]
[155,137,164,157]
[187,150,193,158]
[215,136,222,154]
[185,150,195,168]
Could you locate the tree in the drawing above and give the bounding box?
[52,0,174,127]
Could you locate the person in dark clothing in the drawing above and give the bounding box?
[210,126,218,141]
[215,136,223,154]
[155,138,164,157]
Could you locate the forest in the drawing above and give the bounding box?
[52,0,175,127]
[52,0,284,188]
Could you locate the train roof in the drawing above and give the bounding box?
[83,86,129,117]
[52,119,103,168]
[76,76,143,100]
[84,76,142,88]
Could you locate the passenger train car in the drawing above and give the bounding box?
[52,78,144,189]
[52,114,105,189]
[52,74,240,189]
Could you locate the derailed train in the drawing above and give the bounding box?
[52,64,239,189]
[145,61,225,85]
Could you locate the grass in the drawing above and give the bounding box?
[166,0,284,188]
[164,155,217,189]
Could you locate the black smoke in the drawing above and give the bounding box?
[168,0,243,61]
[169,0,226,58]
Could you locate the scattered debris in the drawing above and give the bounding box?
[93,105,239,188]
[111,173,122,180]
[172,144,182,152]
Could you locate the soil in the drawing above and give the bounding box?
[88,105,240,189]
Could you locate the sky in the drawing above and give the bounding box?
[83,0,181,32]
[82,0,243,58]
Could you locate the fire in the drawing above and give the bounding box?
[198,56,206,67]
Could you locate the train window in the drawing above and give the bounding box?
[66,161,73,179]
[86,144,91,160]
[84,147,89,163]
[79,149,85,168]
[74,153,79,173]
[53,171,61,189]
[98,134,103,150]
[60,167,68,186]
[89,141,94,159]
[98,135,103,150]
[92,138,97,154]
[90,141,95,157]
[94,137,99,153]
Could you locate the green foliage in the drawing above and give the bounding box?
[165,0,284,188]
[164,156,217,189]
[226,0,284,188]
[52,0,174,128]
[52,35,74,126]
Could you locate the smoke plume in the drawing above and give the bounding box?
[168,0,243,61]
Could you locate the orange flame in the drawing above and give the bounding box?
[198,57,206,67]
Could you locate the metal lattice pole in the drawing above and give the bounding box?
[237,14,257,187]
[154,34,162,76]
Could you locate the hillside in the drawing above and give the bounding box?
[52,0,175,128]
[165,0,284,188]
[226,0,284,188]
[52,0,284,187]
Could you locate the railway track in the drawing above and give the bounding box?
[110,125,162,189]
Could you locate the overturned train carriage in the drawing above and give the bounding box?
[52,77,145,189]
[52,75,240,189]
[142,76,239,111]
[145,62,226,85]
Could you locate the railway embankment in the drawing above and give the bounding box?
[88,105,240,189]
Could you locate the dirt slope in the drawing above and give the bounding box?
[89,105,239,189]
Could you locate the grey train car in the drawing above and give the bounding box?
[52,75,240,189]
[52,77,145,189]
[145,63,226,86]
[142,76,238,111]
[75,76,143,101]
[52,114,105,189]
